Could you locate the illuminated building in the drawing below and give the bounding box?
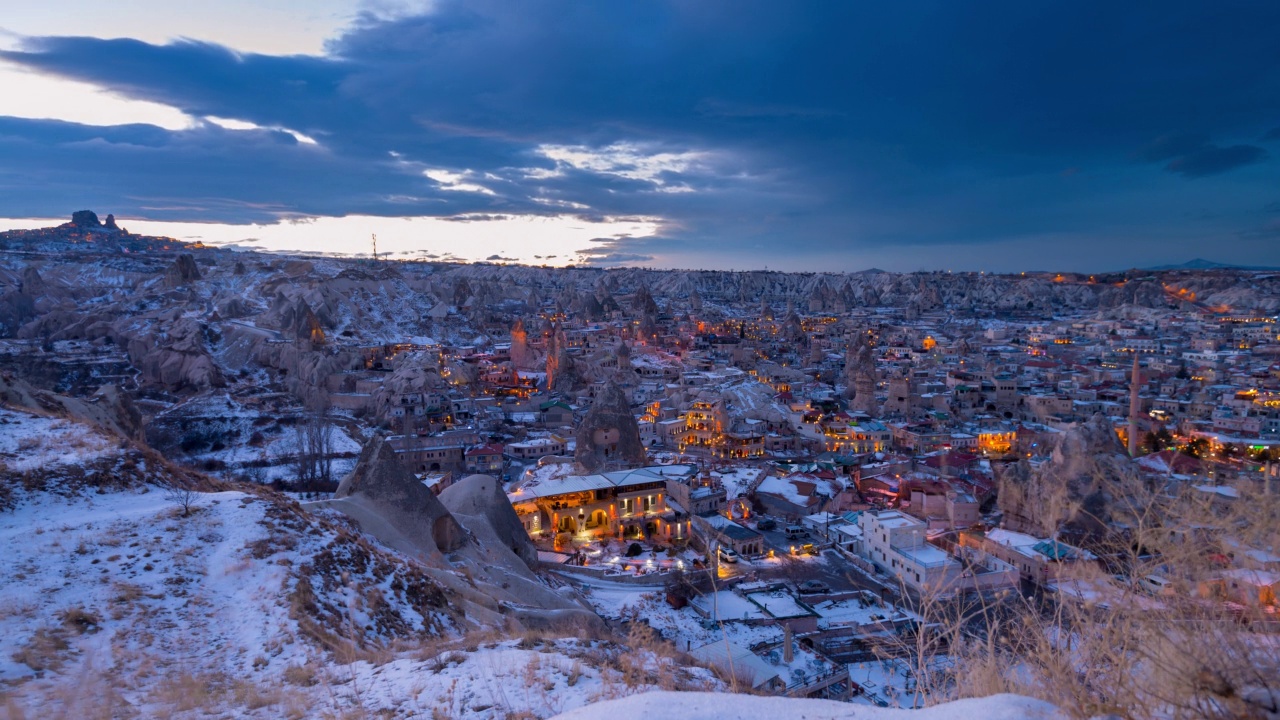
[508,466,696,544]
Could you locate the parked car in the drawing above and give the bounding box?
[1138,573,1175,596]
[797,580,831,594]
[784,525,808,539]
[717,546,740,564]
[756,518,777,531]
[789,543,817,556]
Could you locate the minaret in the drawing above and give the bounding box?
[1128,353,1141,457]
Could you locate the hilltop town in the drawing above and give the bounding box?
[1,213,1277,717]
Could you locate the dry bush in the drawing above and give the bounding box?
[151,669,295,715]
[11,628,69,672]
[57,606,101,635]
[284,661,321,687]
[151,671,221,713]
[909,474,1280,719]
[231,678,283,711]
[0,663,129,720]
[564,659,584,687]
[0,472,12,512]
[0,600,38,623]
[112,582,143,604]
[584,622,718,700]
[0,695,24,720]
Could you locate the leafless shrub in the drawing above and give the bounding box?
[565,659,584,687]
[284,661,321,687]
[11,628,70,672]
[112,582,143,604]
[164,483,197,518]
[295,399,334,486]
[57,607,101,635]
[909,471,1280,719]
[231,678,283,711]
[150,670,221,713]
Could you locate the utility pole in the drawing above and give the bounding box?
[371,233,378,261]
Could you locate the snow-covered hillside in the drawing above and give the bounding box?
[0,483,730,718]
[551,691,1061,720]
[0,407,118,472]
[0,408,728,718]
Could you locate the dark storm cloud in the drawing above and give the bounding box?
[1166,145,1267,178]
[2,1,1280,268]
[1135,133,1267,178]
[1135,134,1212,164]
[1238,219,1280,240]
[574,240,655,266]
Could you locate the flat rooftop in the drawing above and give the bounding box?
[895,544,954,568]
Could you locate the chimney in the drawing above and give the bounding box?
[1128,353,1141,457]
[783,624,794,663]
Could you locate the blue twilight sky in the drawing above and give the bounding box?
[1,1,1279,271]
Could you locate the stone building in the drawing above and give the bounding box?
[508,466,696,544]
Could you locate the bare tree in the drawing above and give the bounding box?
[295,394,334,487]
[165,483,197,518]
[243,463,267,485]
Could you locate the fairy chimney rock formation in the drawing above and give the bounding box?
[632,285,658,316]
[336,436,466,554]
[164,254,202,287]
[998,413,1139,539]
[844,331,878,415]
[545,324,579,392]
[615,340,632,372]
[575,382,646,473]
[439,474,538,568]
[509,319,532,369]
[293,300,327,346]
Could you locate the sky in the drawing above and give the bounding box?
[1,1,1279,272]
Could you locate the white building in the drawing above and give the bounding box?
[860,510,960,592]
[505,435,569,460]
[860,510,1020,595]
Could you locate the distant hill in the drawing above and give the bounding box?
[1146,258,1280,271]
[0,210,194,254]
